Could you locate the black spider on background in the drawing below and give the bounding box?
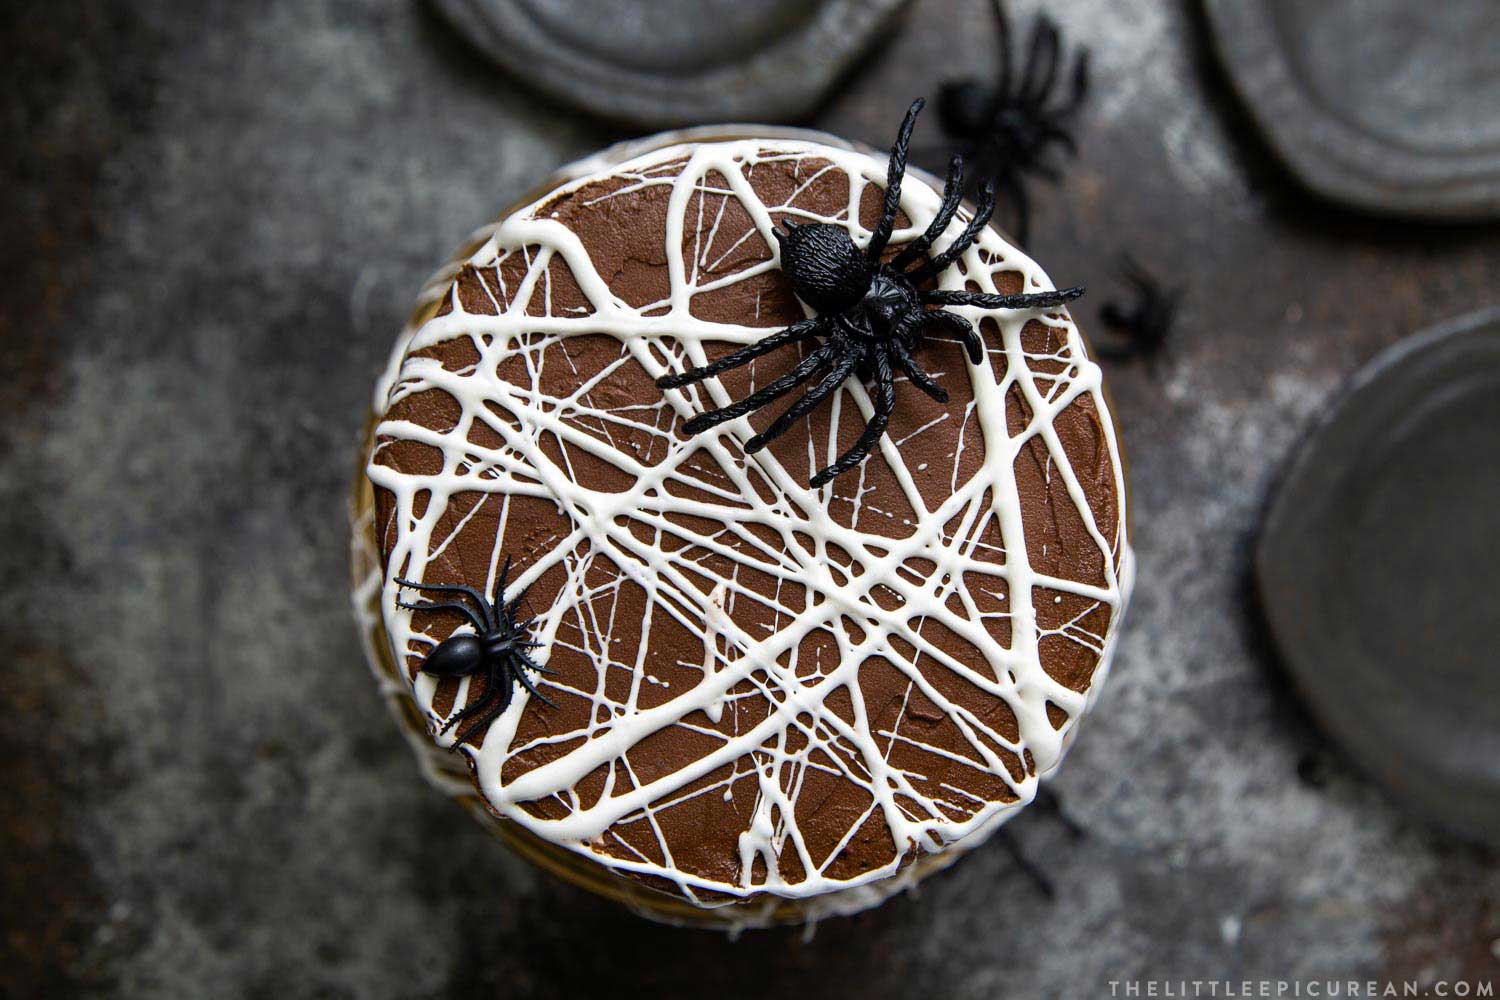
[935,0,1090,246]
[1094,254,1180,362]
[995,785,1087,899]
[396,557,554,740]
[658,97,1083,488]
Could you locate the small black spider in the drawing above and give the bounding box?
[996,785,1086,899]
[395,556,554,741]
[658,97,1083,488]
[1094,254,1180,362]
[935,0,1089,246]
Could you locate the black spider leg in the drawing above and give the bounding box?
[393,578,495,632]
[681,339,838,436]
[890,344,947,403]
[975,0,1028,242]
[1052,21,1090,120]
[1027,37,1087,175]
[992,786,1086,899]
[509,654,558,706]
[909,182,997,284]
[438,669,514,739]
[1095,254,1178,361]
[998,168,1032,246]
[810,349,896,489]
[992,0,1015,106]
[1031,785,1086,839]
[492,559,550,661]
[656,317,822,391]
[492,554,515,614]
[510,619,555,667]
[918,287,1086,368]
[492,558,548,650]
[1126,252,1179,329]
[887,312,949,403]
[890,155,966,272]
[1036,73,1089,160]
[1020,12,1060,114]
[397,597,487,634]
[865,97,925,263]
[920,308,987,365]
[1018,11,1089,143]
[926,286,1085,313]
[1092,328,1133,362]
[745,345,859,454]
[492,557,559,700]
[995,826,1057,900]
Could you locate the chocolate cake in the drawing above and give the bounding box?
[353,124,1133,927]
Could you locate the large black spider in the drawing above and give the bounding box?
[395,557,554,741]
[935,0,1089,246]
[657,97,1083,488]
[1094,254,1180,363]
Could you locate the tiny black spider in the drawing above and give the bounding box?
[395,556,555,741]
[935,0,1089,246]
[1094,254,1180,362]
[658,97,1083,488]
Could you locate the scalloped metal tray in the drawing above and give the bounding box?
[431,0,912,128]
[1257,308,1500,845]
[1206,0,1500,219]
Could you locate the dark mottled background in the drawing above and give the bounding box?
[3,1,1497,997]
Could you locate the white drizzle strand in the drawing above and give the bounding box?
[366,136,1134,908]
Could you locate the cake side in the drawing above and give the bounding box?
[366,135,1132,906]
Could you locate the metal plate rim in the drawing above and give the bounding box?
[1256,305,1500,845]
[433,0,914,128]
[1204,0,1500,220]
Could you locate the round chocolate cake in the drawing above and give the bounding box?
[354,121,1132,927]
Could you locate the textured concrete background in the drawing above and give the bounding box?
[3,1,1498,997]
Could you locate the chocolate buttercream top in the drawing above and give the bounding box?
[368,135,1133,906]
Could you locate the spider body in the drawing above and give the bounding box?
[1095,255,1180,362]
[659,98,1083,488]
[395,557,554,741]
[936,0,1089,245]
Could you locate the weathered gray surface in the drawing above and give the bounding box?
[2,1,1497,997]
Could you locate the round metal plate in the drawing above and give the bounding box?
[1205,0,1500,220]
[1257,308,1500,844]
[431,0,913,128]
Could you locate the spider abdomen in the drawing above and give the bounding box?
[774,222,871,313]
[936,81,992,137]
[423,633,485,676]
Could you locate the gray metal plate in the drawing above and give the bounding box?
[1257,308,1500,844]
[1205,0,1500,219]
[431,0,913,127]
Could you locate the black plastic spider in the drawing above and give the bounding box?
[935,0,1089,245]
[395,556,554,741]
[657,98,1083,488]
[1094,254,1180,362]
[996,785,1086,899]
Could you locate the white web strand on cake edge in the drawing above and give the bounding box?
[367,138,1134,905]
